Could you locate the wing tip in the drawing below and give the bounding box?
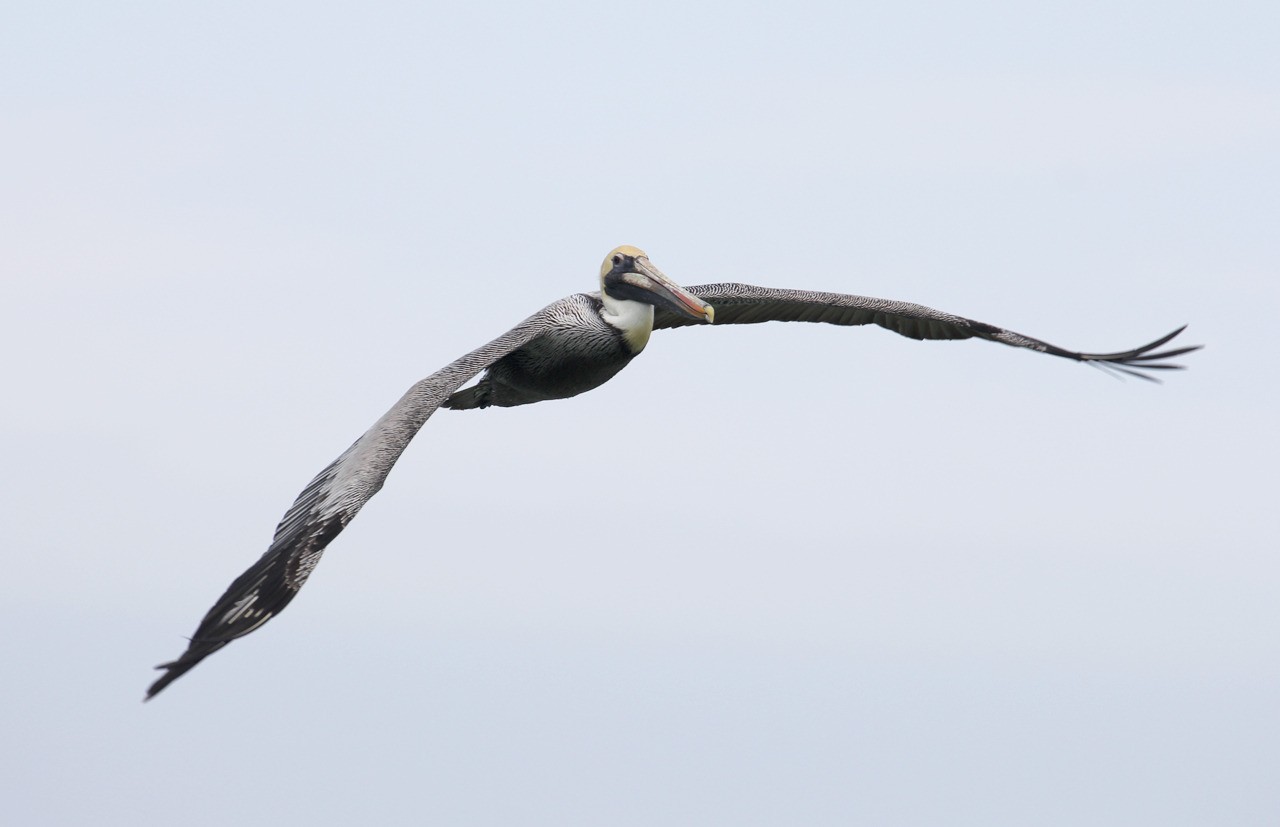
[1081,324,1203,380]
[144,662,186,701]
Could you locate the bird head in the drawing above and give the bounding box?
[599,246,714,324]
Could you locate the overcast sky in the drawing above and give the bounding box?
[3,1,1277,825]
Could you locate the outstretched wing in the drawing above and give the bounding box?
[146,297,578,699]
[653,283,1200,379]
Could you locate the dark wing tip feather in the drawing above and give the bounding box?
[145,640,231,700]
[144,514,342,700]
[1057,325,1202,383]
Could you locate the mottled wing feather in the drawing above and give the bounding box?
[653,283,1200,378]
[146,296,580,699]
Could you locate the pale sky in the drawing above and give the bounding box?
[3,1,1278,825]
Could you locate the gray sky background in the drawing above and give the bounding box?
[3,1,1277,824]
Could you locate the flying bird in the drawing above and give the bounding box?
[147,245,1200,699]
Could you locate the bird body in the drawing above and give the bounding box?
[443,293,641,410]
[147,245,1199,699]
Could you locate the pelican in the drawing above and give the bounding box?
[146,245,1200,699]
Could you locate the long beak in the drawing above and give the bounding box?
[630,258,715,324]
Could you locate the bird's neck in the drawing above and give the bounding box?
[600,293,654,354]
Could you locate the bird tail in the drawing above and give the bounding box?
[441,384,492,410]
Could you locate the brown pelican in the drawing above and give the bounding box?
[146,245,1200,699]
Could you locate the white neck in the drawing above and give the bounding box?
[600,293,654,353]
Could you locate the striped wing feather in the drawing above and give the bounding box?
[146,298,576,699]
[654,283,1200,379]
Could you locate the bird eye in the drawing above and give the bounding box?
[612,254,623,266]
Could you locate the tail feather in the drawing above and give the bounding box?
[441,384,491,410]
